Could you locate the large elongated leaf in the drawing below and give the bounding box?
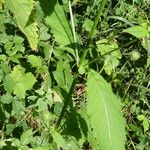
[45,1,73,46]
[5,0,38,50]
[123,26,149,39]
[86,70,126,150]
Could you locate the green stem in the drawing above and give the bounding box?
[84,38,138,67]
[55,0,107,130]
[89,0,107,40]
[79,0,107,67]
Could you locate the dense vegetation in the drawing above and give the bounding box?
[0,0,149,149]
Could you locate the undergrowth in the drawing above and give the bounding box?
[0,0,149,150]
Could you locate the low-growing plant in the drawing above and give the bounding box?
[0,0,149,150]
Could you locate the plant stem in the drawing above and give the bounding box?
[56,0,107,130]
[79,0,107,67]
[89,0,107,40]
[69,1,79,66]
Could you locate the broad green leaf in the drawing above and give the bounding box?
[52,131,67,149]
[3,65,36,98]
[20,129,33,145]
[39,23,51,41]
[13,82,26,99]
[21,72,36,90]
[83,18,94,32]
[45,1,74,46]
[10,65,23,83]
[123,26,149,38]
[96,39,122,75]
[11,138,21,147]
[28,55,42,68]
[12,100,24,115]
[86,70,126,150]
[137,115,145,121]
[3,75,15,93]
[37,98,48,112]
[5,0,38,50]
[1,93,13,104]
[0,55,6,61]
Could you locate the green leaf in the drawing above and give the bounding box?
[52,131,67,149]
[10,65,23,83]
[53,61,73,91]
[86,70,126,150]
[123,26,149,38]
[13,82,26,99]
[20,129,33,145]
[96,39,122,75]
[83,18,94,32]
[21,72,36,90]
[4,65,36,98]
[12,100,24,115]
[45,1,74,46]
[37,98,48,112]
[39,23,51,41]
[3,75,15,93]
[28,55,42,68]
[143,119,149,132]
[137,115,149,132]
[0,55,6,61]
[1,93,13,104]
[5,0,38,50]
[137,115,145,121]
[11,138,21,147]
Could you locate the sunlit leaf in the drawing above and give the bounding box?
[86,69,126,150]
[3,65,36,98]
[21,72,36,90]
[123,26,149,38]
[52,131,67,149]
[5,0,38,50]
[96,39,122,75]
[45,1,74,47]
[28,55,42,68]
[20,129,33,145]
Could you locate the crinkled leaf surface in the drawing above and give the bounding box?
[45,1,73,46]
[3,65,36,99]
[21,73,37,90]
[5,0,38,50]
[86,70,126,150]
[27,55,42,68]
